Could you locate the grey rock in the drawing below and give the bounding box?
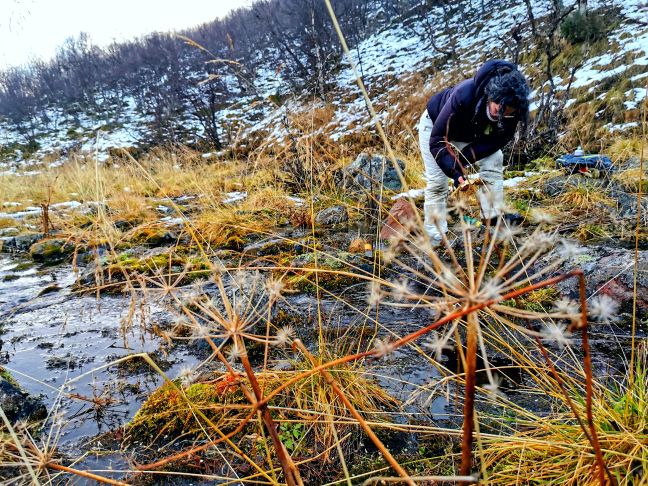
[545,245,648,312]
[141,246,174,259]
[315,205,348,226]
[113,220,138,231]
[542,174,607,198]
[341,153,406,192]
[1,233,44,253]
[243,238,293,256]
[0,378,46,424]
[607,182,648,223]
[29,238,75,263]
[0,228,19,237]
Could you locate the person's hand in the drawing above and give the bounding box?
[457,176,469,191]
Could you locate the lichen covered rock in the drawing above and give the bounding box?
[29,238,75,264]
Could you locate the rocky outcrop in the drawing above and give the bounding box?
[0,233,44,253]
[340,153,406,193]
[0,372,46,424]
[547,245,648,313]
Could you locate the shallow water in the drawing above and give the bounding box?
[0,255,200,455]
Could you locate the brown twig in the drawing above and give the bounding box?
[577,272,614,485]
[238,339,304,486]
[258,270,585,409]
[47,462,129,485]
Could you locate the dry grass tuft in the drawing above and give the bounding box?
[482,342,648,486]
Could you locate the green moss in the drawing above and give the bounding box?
[502,287,560,312]
[100,251,210,288]
[130,227,176,246]
[0,367,19,387]
[286,270,361,292]
[574,223,610,241]
[127,380,249,446]
[13,261,35,271]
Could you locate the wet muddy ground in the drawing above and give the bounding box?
[0,228,644,483]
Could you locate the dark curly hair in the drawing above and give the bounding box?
[484,69,530,129]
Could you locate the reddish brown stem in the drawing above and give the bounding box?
[47,462,129,485]
[294,340,415,486]
[239,349,303,486]
[460,313,478,480]
[136,409,256,471]
[577,273,614,486]
[258,270,584,409]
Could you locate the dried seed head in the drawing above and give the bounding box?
[588,294,619,323]
[373,337,396,358]
[382,246,398,264]
[211,260,226,276]
[274,325,296,346]
[367,281,383,306]
[494,224,522,242]
[391,278,412,302]
[479,278,502,302]
[557,239,585,260]
[483,374,506,398]
[439,265,461,289]
[521,231,555,254]
[425,331,453,360]
[451,198,470,213]
[531,209,554,225]
[178,366,197,387]
[553,297,579,316]
[227,343,245,362]
[192,324,210,338]
[265,277,285,301]
[541,322,572,348]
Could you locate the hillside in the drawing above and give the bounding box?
[0,0,646,170]
[0,1,647,485]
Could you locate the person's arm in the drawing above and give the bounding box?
[458,138,508,166]
[428,91,471,187]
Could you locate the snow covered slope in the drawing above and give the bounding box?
[0,0,646,170]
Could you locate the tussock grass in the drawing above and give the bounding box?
[482,342,648,486]
[607,138,648,162]
[613,166,648,193]
[557,183,616,213]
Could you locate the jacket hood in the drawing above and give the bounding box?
[473,59,517,99]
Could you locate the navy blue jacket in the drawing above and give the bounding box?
[426,60,526,185]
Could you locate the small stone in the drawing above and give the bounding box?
[315,205,348,226]
[243,238,293,256]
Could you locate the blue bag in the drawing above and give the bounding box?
[555,154,615,174]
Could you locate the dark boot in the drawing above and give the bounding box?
[482,212,524,227]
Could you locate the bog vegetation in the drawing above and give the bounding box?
[0,0,647,485]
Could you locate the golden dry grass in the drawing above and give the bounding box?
[482,343,648,486]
